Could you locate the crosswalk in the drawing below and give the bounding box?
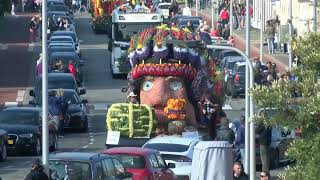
[0,43,39,52]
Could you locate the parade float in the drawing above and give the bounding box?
[105,25,225,147]
[91,0,124,34]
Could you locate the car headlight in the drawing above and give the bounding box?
[19,133,33,138]
[71,112,82,116]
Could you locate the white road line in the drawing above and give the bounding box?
[0,43,8,50]
[16,90,25,102]
[81,145,88,148]
[4,101,18,107]
[28,43,34,52]
[90,135,94,138]
[222,104,232,110]
[89,142,93,145]
[93,103,108,110]
[90,138,94,141]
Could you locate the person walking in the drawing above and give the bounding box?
[256,121,272,172]
[222,24,230,40]
[29,16,37,43]
[259,171,270,180]
[48,90,64,137]
[215,117,235,144]
[233,162,248,180]
[265,21,276,54]
[24,159,49,180]
[219,7,229,28]
[235,115,246,167]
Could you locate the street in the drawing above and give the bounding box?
[0,12,286,180]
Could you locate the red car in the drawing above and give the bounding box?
[102,147,176,180]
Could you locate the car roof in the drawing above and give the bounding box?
[53,31,76,35]
[103,147,158,156]
[146,135,199,146]
[3,107,40,112]
[51,36,73,40]
[50,152,108,161]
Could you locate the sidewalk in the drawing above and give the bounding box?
[190,8,289,72]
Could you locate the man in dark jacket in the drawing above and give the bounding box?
[215,116,235,144]
[222,24,230,40]
[233,162,248,180]
[236,116,246,166]
[256,121,272,172]
[24,159,49,180]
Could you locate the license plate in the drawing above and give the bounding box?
[8,140,14,145]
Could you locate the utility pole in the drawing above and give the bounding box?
[288,0,293,68]
[260,0,265,62]
[230,0,233,35]
[196,0,198,16]
[313,0,317,32]
[41,0,49,171]
[244,0,251,175]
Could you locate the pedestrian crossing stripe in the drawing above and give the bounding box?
[222,104,232,110]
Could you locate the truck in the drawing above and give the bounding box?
[108,4,163,77]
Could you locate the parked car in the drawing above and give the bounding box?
[177,16,202,29]
[0,107,58,155]
[143,136,200,180]
[49,152,133,180]
[48,5,73,18]
[29,73,86,105]
[0,129,8,162]
[48,46,77,57]
[103,147,176,180]
[226,62,246,97]
[156,3,172,19]
[217,50,241,64]
[51,30,80,56]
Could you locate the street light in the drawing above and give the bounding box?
[230,0,233,36]
[260,0,265,62]
[288,0,293,68]
[206,44,254,178]
[41,0,49,170]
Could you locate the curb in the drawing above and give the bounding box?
[190,9,288,72]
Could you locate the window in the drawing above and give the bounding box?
[149,154,159,168]
[113,154,145,169]
[112,159,125,175]
[48,161,92,180]
[103,158,115,176]
[95,162,105,180]
[155,154,166,168]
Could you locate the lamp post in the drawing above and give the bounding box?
[288,0,293,68]
[260,0,265,62]
[41,0,49,170]
[196,0,198,16]
[313,0,317,32]
[230,0,233,35]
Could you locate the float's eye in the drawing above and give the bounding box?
[142,80,154,91]
[169,81,183,91]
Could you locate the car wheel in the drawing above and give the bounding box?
[33,138,41,156]
[0,142,7,162]
[50,134,58,152]
[271,150,280,169]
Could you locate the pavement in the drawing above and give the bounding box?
[190,7,289,72]
[0,10,286,180]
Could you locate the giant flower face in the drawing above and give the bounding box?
[139,76,197,126]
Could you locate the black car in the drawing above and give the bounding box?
[177,16,202,29]
[217,50,241,64]
[0,129,8,162]
[49,52,84,84]
[0,107,58,155]
[48,46,76,57]
[29,73,86,107]
[226,62,246,97]
[49,152,133,180]
[51,31,80,49]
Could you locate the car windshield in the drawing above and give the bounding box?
[237,65,245,72]
[144,143,189,152]
[226,61,237,69]
[49,160,92,180]
[49,5,68,12]
[51,37,73,42]
[39,90,79,105]
[0,111,39,125]
[112,154,145,169]
[49,56,79,67]
[178,19,200,28]
[53,33,76,43]
[114,23,160,42]
[158,5,171,9]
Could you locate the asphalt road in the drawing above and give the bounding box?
[0,12,286,180]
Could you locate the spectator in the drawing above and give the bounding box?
[233,162,248,180]
[36,16,42,41]
[210,27,219,37]
[29,16,37,43]
[24,159,49,180]
[216,22,223,37]
[259,171,270,180]
[236,115,246,167]
[199,28,212,45]
[265,21,276,54]
[256,121,272,172]
[202,20,211,32]
[222,24,230,40]
[68,60,77,77]
[220,7,229,28]
[48,90,64,137]
[215,117,235,144]
[186,20,195,32]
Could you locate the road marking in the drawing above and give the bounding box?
[28,43,34,52]
[16,90,25,102]
[222,104,232,110]
[81,145,88,148]
[90,138,94,141]
[4,102,18,107]
[89,142,93,145]
[90,135,94,138]
[93,103,108,110]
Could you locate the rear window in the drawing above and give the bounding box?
[144,143,189,152]
[227,61,237,69]
[49,160,92,180]
[113,154,145,169]
[158,5,171,9]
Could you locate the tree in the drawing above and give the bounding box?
[0,0,10,16]
[250,32,320,180]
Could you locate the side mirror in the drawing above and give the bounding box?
[167,163,175,168]
[81,99,88,104]
[29,89,35,97]
[79,88,86,95]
